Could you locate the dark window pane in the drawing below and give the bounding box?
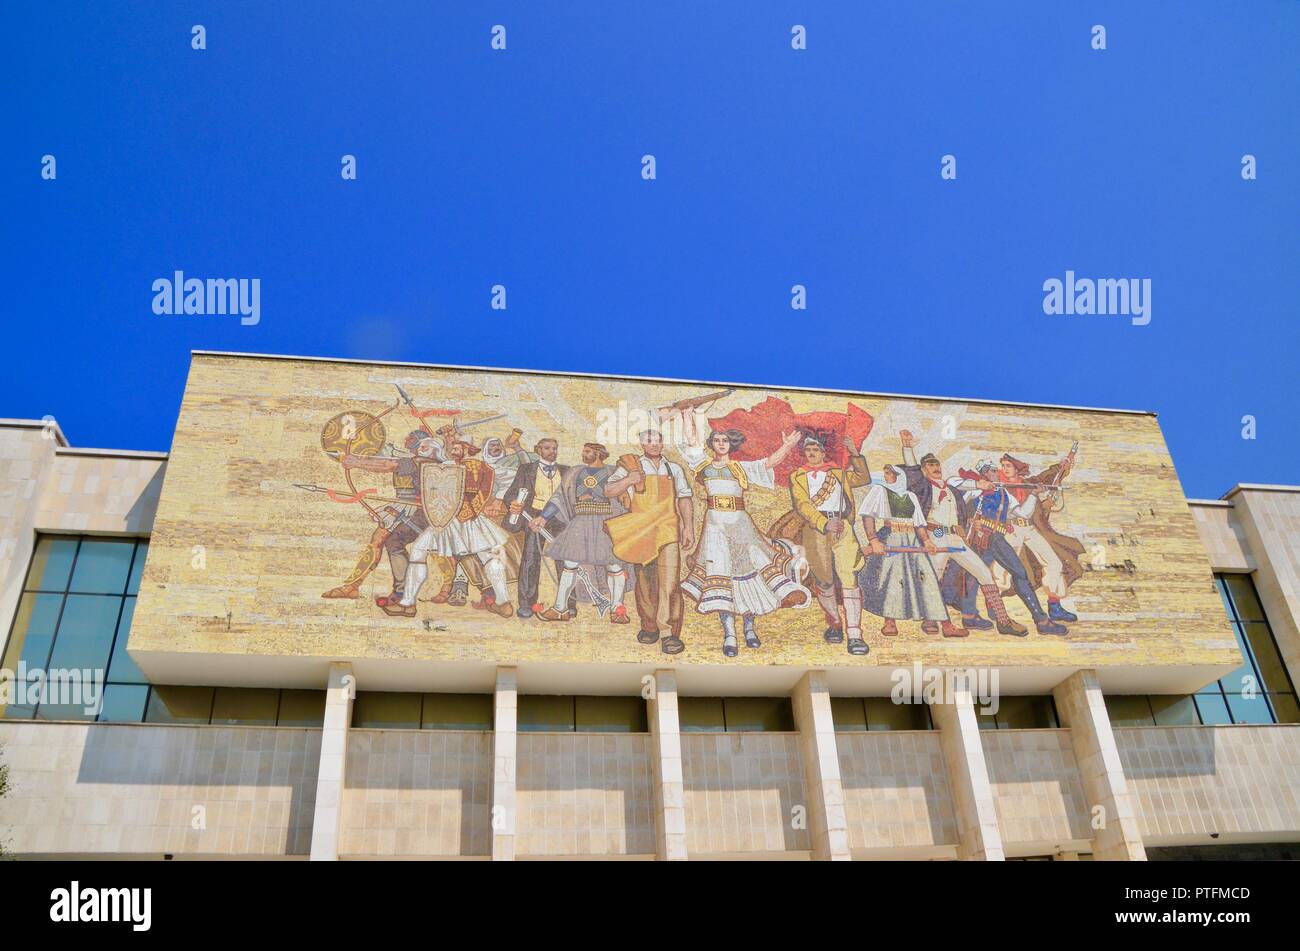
[678,697,726,733]
[106,596,146,684]
[98,684,150,723]
[47,595,121,673]
[723,698,794,732]
[1240,622,1294,695]
[2,593,64,672]
[1269,694,1300,725]
[1225,693,1275,725]
[24,537,78,591]
[277,689,326,727]
[1221,574,1266,622]
[68,539,135,594]
[831,698,868,732]
[973,699,1000,729]
[211,688,280,725]
[866,698,932,731]
[994,696,1059,730]
[352,691,422,729]
[574,696,647,733]
[1105,695,1155,727]
[145,685,214,724]
[1193,693,1232,726]
[421,693,493,731]
[517,695,574,732]
[1148,695,1201,726]
[126,542,149,594]
[36,697,97,722]
[1219,624,1261,694]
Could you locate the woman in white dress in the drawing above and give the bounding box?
[680,425,809,656]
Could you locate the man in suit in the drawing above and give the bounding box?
[502,438,572,619]
[787,435,872,655]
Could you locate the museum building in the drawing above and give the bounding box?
[1,351,1298,861]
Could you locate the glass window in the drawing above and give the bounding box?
[1224,693,1275,725]
[1221,574,1266,622]
[831,698,868,732]
[106,597,146,684]
[1148,695,1200,726]
[352,691,422,729]
[865,698,932,731]
[3,593,64,671]
[679,697,726,733]
[518,695,575,732]
[422,693,493,731]
[277,689,326,727]
[23,536,78,591]
[574,696,647,733]
[211,687,280,725]
[1193,692,1232,726]
[1268,694,1300,725]
[98,684,150,723]
[994,696,1059,730]
[1105,696,1154,727]
[126,542,149,594]
[145,686,214,724]
[47,595,120,673]
[3,535,153,723]
[68,539,136,594]
[723,698,795,732]
[1241,623,1292,695]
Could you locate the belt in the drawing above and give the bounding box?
[883,518,915,531]
[708,496,745,511]
[1011,516,1032,527]
[926,522,962,537]
[975,515,1011,534]
[574,501,612,515]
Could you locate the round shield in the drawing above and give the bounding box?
[321,411,387,457]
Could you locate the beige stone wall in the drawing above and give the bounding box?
[1,423,63,662]
[681,732,811,855]
[836,730,957,853]
[0,721,317,856]
[129,353,1237,675]
[981,729,1091,849]
[1189,501,1252,572]
[1117,724,1300,844]
[516,732,655,857]
[338,729,491,857]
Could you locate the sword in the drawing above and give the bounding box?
[529,523,612,616]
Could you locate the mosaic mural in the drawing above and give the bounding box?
[128,354,1240,671]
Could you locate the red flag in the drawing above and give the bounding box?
[708,397,874,486]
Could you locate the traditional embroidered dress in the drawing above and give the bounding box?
[855,482,947,622]
[680,451,808,616]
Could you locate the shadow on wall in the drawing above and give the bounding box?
[73,724,319,856]
[343,730,492,858]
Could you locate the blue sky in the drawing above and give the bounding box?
[5,2,1297,499]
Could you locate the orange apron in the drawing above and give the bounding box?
[606,473,677,565]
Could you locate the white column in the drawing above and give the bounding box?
[491,666,518,861]
[791,671,851,860]
[309,662,355,861]
[1052,669,1146,860]
[928,679,1005,861]
[647,669,688,861]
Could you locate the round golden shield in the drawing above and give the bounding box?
[321,411,387,457]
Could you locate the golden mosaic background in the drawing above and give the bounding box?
[129,353,1239,670]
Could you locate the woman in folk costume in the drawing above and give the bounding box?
[680,426,809,657]
[856,464,950,636]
